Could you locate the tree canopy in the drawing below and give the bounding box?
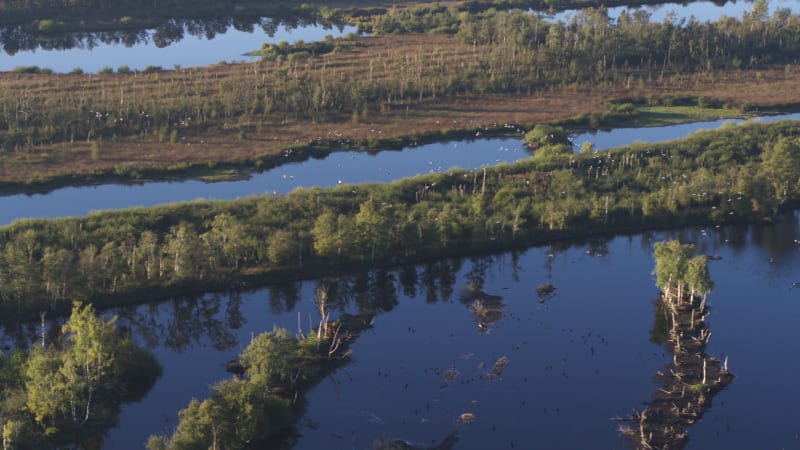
[0,302,161,448]
[652,240,713,303]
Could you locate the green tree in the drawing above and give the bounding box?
[24,348,69,426]
[761,137,800,200]
[60,302,118,423]
[240,327,300,387]
[653,240,694,300]
[136,231,161,280]
[652,240,711,304]
[206,213,255,269]
[164,224,205,279]
[41,247,74,306]
[355,198,391,261]
[266,229,298,267]
[685,255,713,300]
[312,211,353,263]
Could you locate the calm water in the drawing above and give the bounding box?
[549,0,800,23]
[3,113,798,226]
[4,2,800,446]
[5,0,799,72]
[16,213,788,449]
[0,23,357,73]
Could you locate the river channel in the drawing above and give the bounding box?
[5,212,787,449]
[2,113,799,227]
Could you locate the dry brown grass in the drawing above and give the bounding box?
[0,34,798,185]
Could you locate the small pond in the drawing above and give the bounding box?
[2,113,799,226]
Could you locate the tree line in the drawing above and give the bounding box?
[0,119,798,318]
[1,4,798,153]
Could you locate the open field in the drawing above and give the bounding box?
[1,32,799,190]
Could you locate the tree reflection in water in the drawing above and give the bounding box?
[0,10,349,56]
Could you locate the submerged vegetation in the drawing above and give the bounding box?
[0,120,798,319]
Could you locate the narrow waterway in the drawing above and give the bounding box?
[3,114,798,226]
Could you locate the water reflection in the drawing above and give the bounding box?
[115,292,242,352]
[267,281,302,314]
[2,212,799,449]
[373,430,459,450]
[547,0,799,24]
[0,13,354,72]
[619,286,733,449]
[3,115,799,226]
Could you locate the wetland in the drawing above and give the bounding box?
[2,0,800,448]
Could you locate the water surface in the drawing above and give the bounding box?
[0,22,356,73]
[3,113,799,226]
[18,213,791,449]
[548,0,799,24]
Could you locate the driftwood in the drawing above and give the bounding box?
[460,284,505,330]
[617,294,733,450]
[536,283,556,302]
[373,431,459,450]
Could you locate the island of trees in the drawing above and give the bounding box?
[0,302,161,449]
[145,291,374,450]
[618,240,732,449]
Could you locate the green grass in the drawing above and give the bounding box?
[633,106,744,126]
[197,169,249,182]
[689,382,706,393]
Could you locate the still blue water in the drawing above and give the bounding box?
[549,0,799,23]
[3,113,798,226]
[0,23,357,73]
[85,215,800,449]
[5,0,799,73]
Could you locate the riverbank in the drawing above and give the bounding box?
[1,23,799,193]
[0,80,795,196]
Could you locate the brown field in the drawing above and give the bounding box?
[1,33,798,187]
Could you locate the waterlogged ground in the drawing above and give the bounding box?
[8,214,788,448]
